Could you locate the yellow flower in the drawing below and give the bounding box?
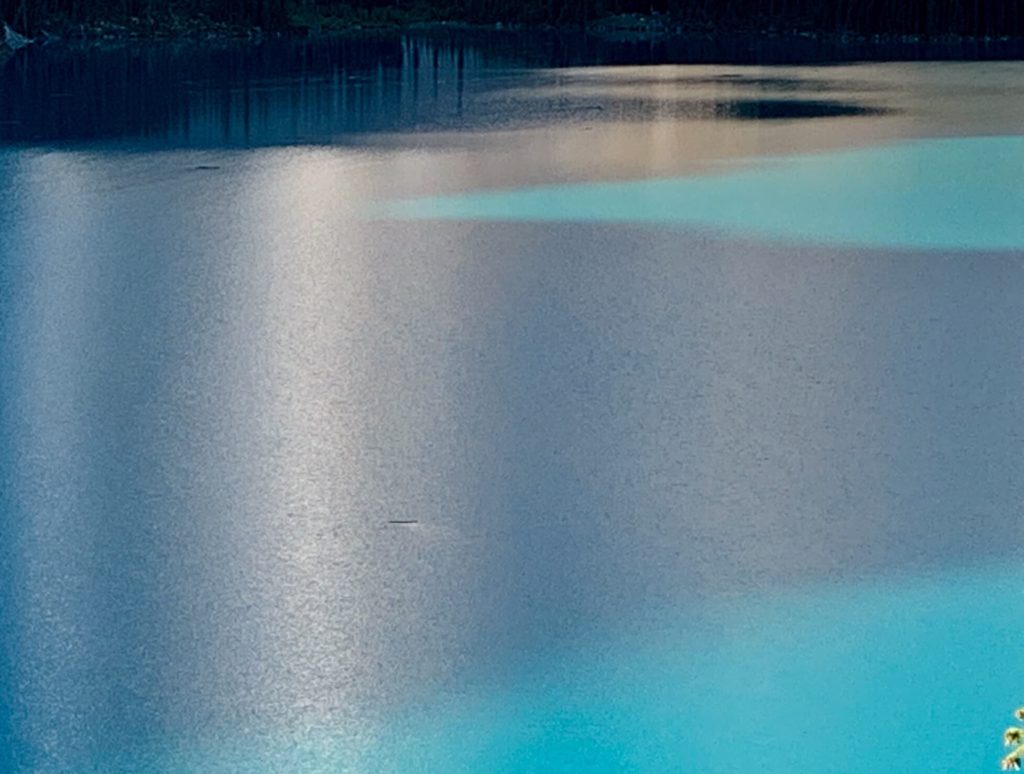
[1002,754,1022,771]
[1006,728,1024,747]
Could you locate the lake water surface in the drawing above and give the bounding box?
[3,34,1024,773]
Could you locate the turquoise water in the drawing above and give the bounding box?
[380,565,1023,773]
[85,564,1024,772]
[386,135,1024,251]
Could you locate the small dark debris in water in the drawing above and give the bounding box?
[192,165,221,171]
[388,519,419,525]
[551,104,603,113]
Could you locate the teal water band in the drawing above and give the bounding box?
[383,135,1024,252]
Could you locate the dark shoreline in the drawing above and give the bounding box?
[4,8,1024,89]
[9,10,1024,47]
[5,28,1024,85]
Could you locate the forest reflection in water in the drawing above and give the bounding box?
[3,30,1024,146]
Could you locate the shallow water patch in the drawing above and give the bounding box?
[383,135,1024,251]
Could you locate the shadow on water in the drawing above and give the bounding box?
[715,98,885,118]
[0,30,1018,146]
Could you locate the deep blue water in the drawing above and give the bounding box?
[3,34,1024,773]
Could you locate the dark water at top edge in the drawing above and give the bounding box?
[1,29,1022,148]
